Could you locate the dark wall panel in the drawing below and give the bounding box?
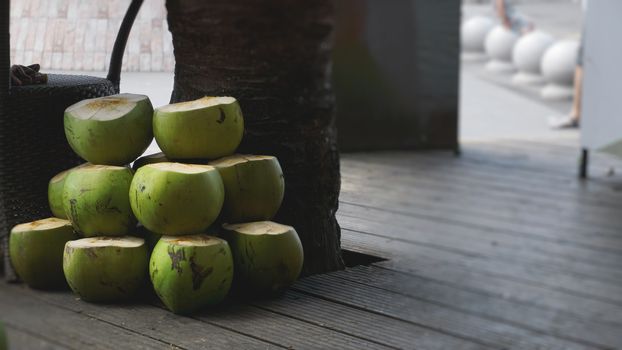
[333,0,460,151]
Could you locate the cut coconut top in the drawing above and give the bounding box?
[50,169,70,183]
[209,154,275,167]
[66,93,148,121]
[67,236,144,248]
[161,234,225,247]
[223,221,293,236]
[157,96,236,113]
[12,217,71,232]
[147,162,216,174]
[50,163,90,183]
[75,164,128,172]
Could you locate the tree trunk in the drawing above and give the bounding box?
[166,0,344,275]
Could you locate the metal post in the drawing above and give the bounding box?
[579,148,589,179]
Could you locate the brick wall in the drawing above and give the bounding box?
[9,0,174,72]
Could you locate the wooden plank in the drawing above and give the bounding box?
[492,139,622,165]
[343,144,622,203]
[293,275,595,350]
[342,154,622,222]
[342,230,622,324]
[339,199,622,262]
[372,258,622,327]
[3,324,68,350]
[340,159,622,244]
[343,147,587,191]
[195,303,395,350]
[488,139,622,186]
[0,284,177,350]
[340,161,622,235]
[251,290,488,350]
[340,188,622,256]
[340,230,622,306]
[339,154,622,268]
[340,166,622,252]
[2,275,489,350]
[26,282,391,350]
[458,141,616,178]
[8,284,282,350]
[338,202,622,270]
[338,215,622,292]
[499,139,583,154]
[340,168,622,244]
[457,142,622,191]
[337,205,622,283]
[366,259,622,327]
[462,143,584,174]
[331,266,622,349]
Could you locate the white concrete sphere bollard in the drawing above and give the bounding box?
[512,31,555,85]
[462,16,495,52]
[540,40,580,100]
[484,25,519,73]
[541,40,580,85]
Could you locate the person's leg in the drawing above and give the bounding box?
[569,65,583,121]
[548,65,583,129]
[549,32,584,129]
[495,0,511,29]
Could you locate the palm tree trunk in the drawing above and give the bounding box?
[166,0,344,274]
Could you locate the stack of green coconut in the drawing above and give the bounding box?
[9,94,303,315]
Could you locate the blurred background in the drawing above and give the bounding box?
[5,1,622,349]
[461,0,583,141]
[7,0,587,147]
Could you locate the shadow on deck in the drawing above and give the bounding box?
[2,137,622,349]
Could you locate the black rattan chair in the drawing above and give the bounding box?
[0,0,144,280]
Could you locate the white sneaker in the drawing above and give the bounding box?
[548,115,579,129]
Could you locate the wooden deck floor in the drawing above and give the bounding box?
[3,137,622,350]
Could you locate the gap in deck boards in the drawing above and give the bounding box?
[341,249,387,268]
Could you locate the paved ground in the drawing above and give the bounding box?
[10,0,174,72]
[460,61,578,141]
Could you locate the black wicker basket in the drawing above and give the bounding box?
[0,0,144,280]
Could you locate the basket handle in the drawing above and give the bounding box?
[107,0,144,92]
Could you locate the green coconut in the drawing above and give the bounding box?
[132,152,169,171]
[63,236,148,302]
[48,163,90,219]
[129,163,224,235]
[64,93,154,165]
[221,221,303,295]
[209,155,284,223]
[150,235,233,314]
[153,96,244,160]
[9,218,77,289]
[62,165,135,237]
[48,169,71,219]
